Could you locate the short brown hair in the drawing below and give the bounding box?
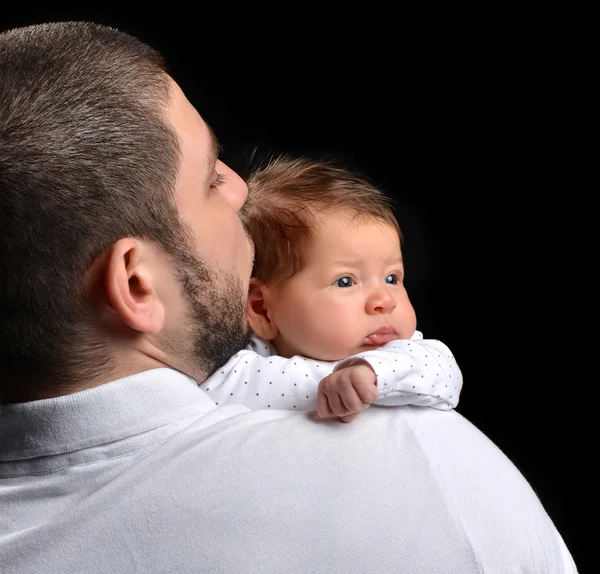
[0,22,188,398]
[243,155,402,283]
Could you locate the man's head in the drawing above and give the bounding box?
[0,21,253,402]
[242,156,416,361]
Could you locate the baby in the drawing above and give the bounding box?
[201,155,462,421]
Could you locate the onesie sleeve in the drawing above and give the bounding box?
[199,334,336,411]
[201,332,462,412]
[335,330,463,410]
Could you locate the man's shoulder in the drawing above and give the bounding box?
[152,405,573,572]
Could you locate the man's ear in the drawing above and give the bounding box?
[103,238,165,334]
[247,278,278,340]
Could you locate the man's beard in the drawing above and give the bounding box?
[168,245,251,382]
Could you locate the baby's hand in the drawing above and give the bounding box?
[316,360,378,423]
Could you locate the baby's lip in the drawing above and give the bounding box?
[364,327,397,346]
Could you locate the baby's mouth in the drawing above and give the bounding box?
[364,327,397,345]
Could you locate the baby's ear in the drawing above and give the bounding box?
[247,278,279,340]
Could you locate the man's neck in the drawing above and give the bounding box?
[0,353,168,404]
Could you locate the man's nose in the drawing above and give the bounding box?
[366,287,398,314]
[218,160,248,212]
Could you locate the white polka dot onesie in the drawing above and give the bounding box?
[200,330,462,411]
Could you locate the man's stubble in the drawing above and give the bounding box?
[165,243,251,382]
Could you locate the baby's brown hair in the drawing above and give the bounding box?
[242,155,402,283]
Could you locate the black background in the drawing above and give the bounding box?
[2,6,584,569]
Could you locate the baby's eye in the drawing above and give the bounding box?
[334,277,354,288]
[385,274,399,285]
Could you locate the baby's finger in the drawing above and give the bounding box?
[327,391,351,417]
[317,378,336,418]
[354,377,379,403]
[339,385,369,414]
[339,412,360,423]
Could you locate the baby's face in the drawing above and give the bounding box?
[265,210,417,361]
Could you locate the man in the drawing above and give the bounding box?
[0,21,577,573]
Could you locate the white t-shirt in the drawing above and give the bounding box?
[0,368,578,573]
[201,330,462,411]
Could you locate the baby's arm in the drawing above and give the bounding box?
[340,331,463,411]
[201,331,462,414]
[199,336,334,411]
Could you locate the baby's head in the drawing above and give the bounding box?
[242,155,416,361]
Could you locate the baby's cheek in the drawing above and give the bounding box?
[316,327,358,361]
[296,324,342,361]
[280,314,320,357]
[397,302,417,339]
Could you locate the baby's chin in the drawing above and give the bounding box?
[274,344,344,362]
[352,342,387,355]
[349,335,406,356]
[283,341,394,362]
[302,343,388,362]
[289,347,359,363]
